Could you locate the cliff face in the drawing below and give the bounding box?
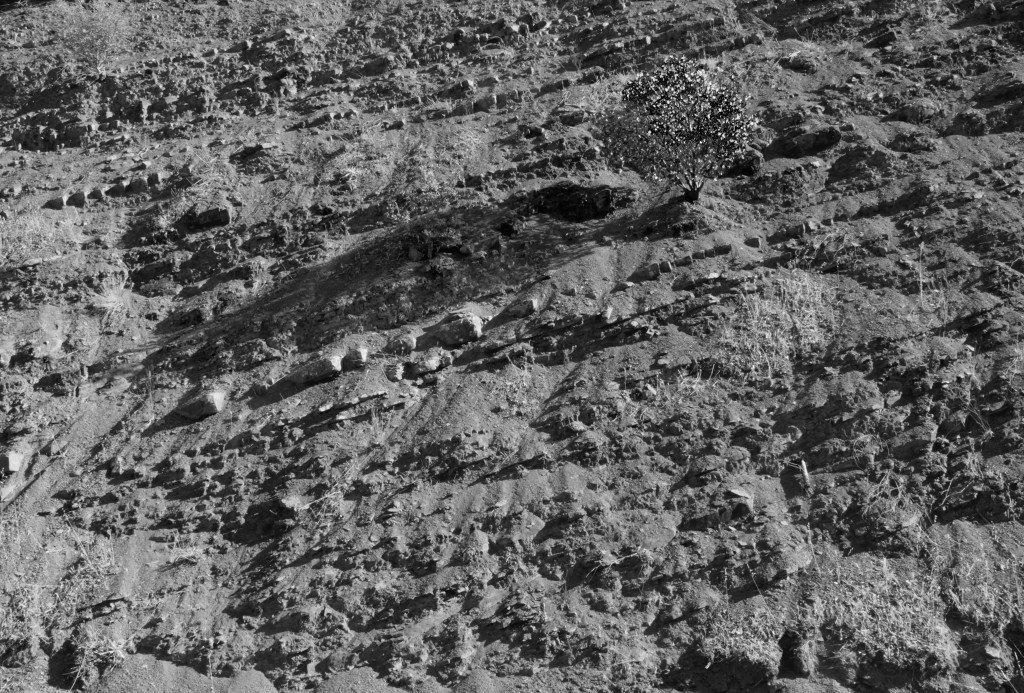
[2,1,1024,692]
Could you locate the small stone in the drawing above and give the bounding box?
[175,391,226,420]
[66,190,87,207]
[289,355,342,384]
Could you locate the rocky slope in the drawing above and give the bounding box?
[3,0,1024,691]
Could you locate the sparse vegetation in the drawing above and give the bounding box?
[1,0,1024,690]
[0,207,83,268]
[815,553,959,677]
[712,270,837,380]
[51,0,131,77]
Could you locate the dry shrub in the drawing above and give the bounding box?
[51,0,131,76]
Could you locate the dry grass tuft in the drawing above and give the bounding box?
[713,270,837,380]
[0,208,84,268]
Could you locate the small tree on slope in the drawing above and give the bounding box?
[599,58,758,202]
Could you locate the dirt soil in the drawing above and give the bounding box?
[3,0,1024,691]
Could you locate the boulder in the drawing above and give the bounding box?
[432,311,483,346]
[175,391,226,420]
[128,178,149,194]
[44,195,68,210]
[385,363,404,382]
[520,182,638,222]
[508,296,539,317]
[289,355,342,384]
[408,348,453,376]
[385,333,416,355]
[343,347,369,370]
[190,195,233,228]
[2,450,25,474]
[769,124,842,158]
[98,653,275,692]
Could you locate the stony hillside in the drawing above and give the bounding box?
[3,0,1024,691]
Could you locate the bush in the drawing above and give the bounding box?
[52,0,130,76]
[599,58,758,201]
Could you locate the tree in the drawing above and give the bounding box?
[599,58,758,202]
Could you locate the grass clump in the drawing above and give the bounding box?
[0,207,83,268]
[712,270,837,381]
[815,553,959,677]
[697,602,783,678]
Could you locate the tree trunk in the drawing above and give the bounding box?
[682,176,705,202]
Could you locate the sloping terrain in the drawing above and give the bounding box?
[3,0,1024,692]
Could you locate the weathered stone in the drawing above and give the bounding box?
[895,98,943,124]
[385,363,404,382]
[865,28,898,48]
[175,391,226,420]
[770,125,842,158]
[432,312,483,346]
[343,347,369,370]
[409,348,453,376]
[44,195,67,210]
[190,197,233,228]
[128,178,149,194]
[508,297,539,317]
[289,355,342,384]
[66,190,87,207]
[521,182,637,222]
[107,179,128,196]
[2,450,25,474]
[385,333,416,355]
[473,93,498,112]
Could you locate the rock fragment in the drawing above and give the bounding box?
[175,391,226,420]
